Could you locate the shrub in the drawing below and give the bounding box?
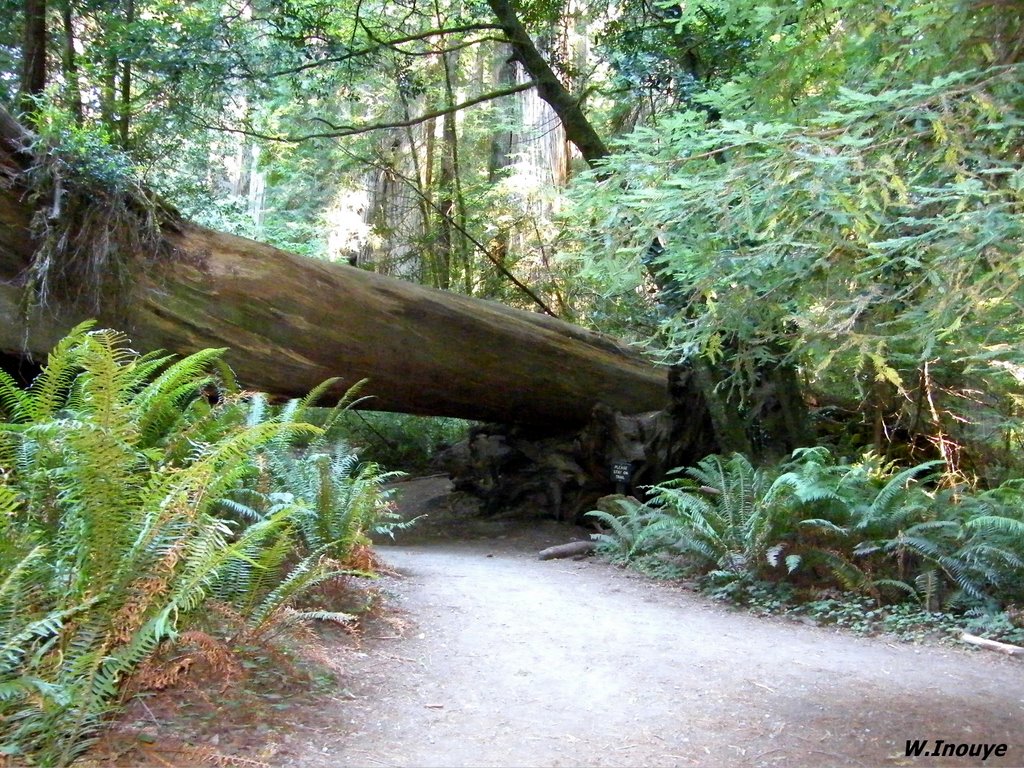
[329,410,471,471]
[590,447,1024,613]
[224,388,406,561]
[590,453,798,585]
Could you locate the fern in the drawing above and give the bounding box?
[855,460,944,532]
[590,445,1024,613]
[0,368,31,422]
[647,454,793,577]
[0,327,416,763]
[239,387,402,563]
[965,515,1024,537]
[586,498,663,563]
[24,320,96,422]
[245,552,359,635]
[0,327,361,764]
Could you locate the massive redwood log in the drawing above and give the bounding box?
[0,109,665,427]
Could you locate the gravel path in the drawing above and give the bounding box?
[282,479,1024,768]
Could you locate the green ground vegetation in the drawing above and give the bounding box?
[589,448,1024,643]
[0,324,399,765]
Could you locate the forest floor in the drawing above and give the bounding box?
[95,476,1024,768]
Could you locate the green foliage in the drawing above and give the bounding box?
[590,448,1024,619]
[296,452,399,555]
[28,104,138,188]
[0,324,299,763]
[0,326,399,764]
[596,0,750,129]
[620,453,795,584]
[587,497,663,564]
[329,411,472,472]
[237,389,406,561]
[188,384,409,635]
[654,0,1006,119]
[715,585,1024,646]
[9,0,590,310]
[568,0,1024,476]
[772,451,1024,607]
[20,108,172,312]
[572,65,1024,389]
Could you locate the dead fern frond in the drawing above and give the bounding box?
[176,630,241,682]
[128,628,239,695]
[376,611,411,639]
[203,600,249,631]
[132,654,194,692]
[112,577,171,644]
[178,745,271,767]
[290,637,349,674]
[343,543,387,574]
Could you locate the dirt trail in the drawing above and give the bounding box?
[284,479,1024,768]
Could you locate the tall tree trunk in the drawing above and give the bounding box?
[422,117,437,284]
[118,0,134,147]
[487,50,516,183]
[439,49,472,294]
[399,102,434,285]
[60,0,82,125]
[18,0,48,115]
[482,47,516,299]
[437,104,456,290]
[398,79,445,288]
[100,50,117,134]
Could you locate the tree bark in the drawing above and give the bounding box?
[961,633,1024,656]
[61,0,83,126]
[101,50,117,133]
[0,108,666,427]
[538,541,594,560]
[18,0,48,114]
[437,106,455,290]
[118,0,134,147]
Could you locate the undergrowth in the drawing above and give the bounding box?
[327,410,471,472]
[0,323,401,765]
[588,448,1024,647]
[706,582,1024,646]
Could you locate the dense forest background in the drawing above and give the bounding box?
[1,0,1023,763]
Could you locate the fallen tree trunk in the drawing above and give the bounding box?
[0,108,666,427]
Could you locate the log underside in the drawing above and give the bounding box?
[434,400,717,523]
[0,112,666,427]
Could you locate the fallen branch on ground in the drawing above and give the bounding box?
[961,633,1024,656]
[538,541,596,561]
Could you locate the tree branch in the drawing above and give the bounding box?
[197,81,537,143]
[486,0,609,166]
[388,35,508,58]
[259,23,503,78]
